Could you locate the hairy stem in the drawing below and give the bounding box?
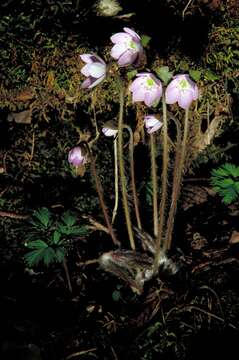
[89,148,119,246]
[123,124,142,230]
[118,79,135,250]
[112,137,119,224]
[89,91,100,146]
[154,94,169,270]
[150,133,158,237]
[164,116,182,251]
[164,109,189,251]
[63,258,72,293]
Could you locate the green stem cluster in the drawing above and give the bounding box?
[117,79,135,250]
[123,124,142,231]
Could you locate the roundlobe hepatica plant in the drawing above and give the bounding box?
[69,27,199,293]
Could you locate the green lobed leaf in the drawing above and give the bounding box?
[205,70,220,81]
[127,70,137,81]
[42,247,56,266]
[25,240,48,249]
[223,163,239,178]
[52,230,62,244]
[24,248,47,267]
[55,247,65,263]
[61,211,77,227]
[112,290,121,302]
[33,207,51,228]
[222,190,237,205]
[189,69,202,82]
[57,224,88,236]
[155,66,173,85]
[68,225,89,236]
[141,34,151,48]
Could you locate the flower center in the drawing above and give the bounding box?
[179,78,189,90]
[146,78,155,87]
[129,39,137,50]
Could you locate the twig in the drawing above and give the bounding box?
[111,346,119,360]
[77,258,99,267]
[86,221,109,234]
[28,130,35,165]
[65,348,97,360]
[63,258,72,293]
[182,0,194,19]
[182,305,237,329]
[0,211,29,220]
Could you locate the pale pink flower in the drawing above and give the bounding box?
[165,74,199,109]
[110,27,144,67]
[80,54,106,89]
[130,73,162,107]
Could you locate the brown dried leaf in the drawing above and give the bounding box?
[229,230,239,245]
[15,89,34,102]
[191,232,208,250]
[133,104,145,146]
[7,109,32,124]
[193,116,222,155]
[182,185,213,210]
[45,71,55,90]
[75,164,86,177]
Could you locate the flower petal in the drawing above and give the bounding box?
[102,128,118,137]
[110,43,128,59]
[124,27,141,42]
[110,33,131,44]
[178,91,194,109]
[88,63,106,78]
[144,92,157,107]
[118,50,137,66]
[81,77,94,89]
[130,77,146,92]
[88,75,105,89]
[147,121,163,134]
[192,85,199,100]
[144,116,159,127]
[80,54,94,63]
[132,87,145,102]
[68,147,85,166]
[145,87,162,107]
[136,72,152,78]
[165,85,180,104]
[81,64,91,76]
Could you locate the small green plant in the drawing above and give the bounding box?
[24,207,88,292]
[211,163,239,204]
